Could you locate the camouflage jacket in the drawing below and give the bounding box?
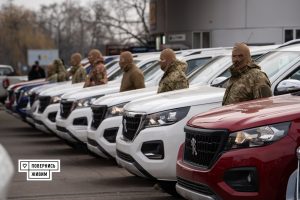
[120,63,145,92]
[55,59,67,82]
[84,59,108,88]
[157,60,189,93]
[222,63,272,105]
[70,65,86,84]
[46,74,58,83]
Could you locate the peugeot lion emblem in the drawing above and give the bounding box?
[191,138,197,156]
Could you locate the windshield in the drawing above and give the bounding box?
[144,61,162,82]
[186,57,212,74]
[0,67,13,75]
[105,60,119,72]
[189,56,231,84]
[257,51,300,79]
[108,59,153,81]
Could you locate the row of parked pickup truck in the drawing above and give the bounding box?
[4,40,300,200]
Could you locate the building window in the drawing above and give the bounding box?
[155,35,165,51]
[296,30,300,39]
[284,29,300,42]
[193,32,210,48]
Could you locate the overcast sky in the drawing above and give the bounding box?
[1,0,85,10]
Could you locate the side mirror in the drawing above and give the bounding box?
[211,76,229,87]
[276,79,300,94]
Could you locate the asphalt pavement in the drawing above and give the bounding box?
[0,106,181,200]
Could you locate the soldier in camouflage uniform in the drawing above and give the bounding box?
[222,43,272,105]
[119,51,145,92]
[68,53,86,84]
[46,64,57,83]
[56,59,67,82]
[157,48,189,93]
[84,49,108,88]
[46,59,67,83]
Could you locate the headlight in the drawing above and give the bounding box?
[106,102,128,118]
[74,96,101,109]
[143,107,190,128]
[51,96,61,104]
[23,91,29,97]
[225,122,291,150]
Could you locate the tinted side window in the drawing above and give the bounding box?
[0,68,13,76]
[186,57,211,75]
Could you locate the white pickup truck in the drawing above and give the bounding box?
[0,65,27,102]
[115,44,300,194]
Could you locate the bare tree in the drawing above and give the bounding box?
[34,0,152,60]
[37,1,93,63]
[92,0,151,46]
[0,3,54,68]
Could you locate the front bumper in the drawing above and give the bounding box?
[55,107,91,144]
[176,184,215,200]
[116,119,187,181]
[39,103,60,134]
[87,116,122,159]
[25,100,38,127]
[176,136,297,200]
[33,111,51,134]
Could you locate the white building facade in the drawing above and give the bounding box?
[150,0,300,50]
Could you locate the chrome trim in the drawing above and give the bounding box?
[176,184,216,200]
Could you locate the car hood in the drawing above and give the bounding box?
[39,82,82,97]
[62,82,121,101]
[124,86,225,114]
[30,82,69,94]
[7,78,45,91]
[93,86,158,107]
[188,93,300,131]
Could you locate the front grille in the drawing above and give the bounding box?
[29,93,36,106]
[122,112,144,141]
[15,91,21,102]
[183,126,228,169]
[8,90,13,101]
[91,105,107,129]
[60,100,74,118]
[38,96,51,113]
[177,177,216,196]
[18,99,28,109]
[117,150,134,163]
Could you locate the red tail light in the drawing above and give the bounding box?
[2,78,10,89]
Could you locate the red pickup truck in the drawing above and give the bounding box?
[176,92,300,200]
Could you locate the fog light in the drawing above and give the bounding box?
[141,140,164,160]
[103,127,119,143]
[224,167,258,192]
[73,117,88,126]
[48,112,57,122]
